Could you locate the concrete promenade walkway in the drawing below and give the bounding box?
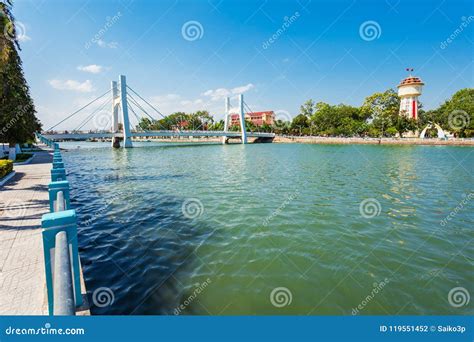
[0,150,52,314]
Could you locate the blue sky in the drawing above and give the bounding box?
[14,0,474,130]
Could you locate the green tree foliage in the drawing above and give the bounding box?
[291,88,473,138]
[360,89,402,137]
[300,99,315,117]
[272,119,290,135]
[419,88,474,137]
[208,119,224,131]
[290,114,309,135]
[136,110,214,131]
[0,0,41,146]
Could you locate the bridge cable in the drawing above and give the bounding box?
[127,94,158,122]
[243,101,261,133]
[74,97,113,132]
[126,85,167,119]
[127,85,205,133]
[47,89,111,131]
[127,94,168,131]
[127,100,149,132]
[126,85,213,134]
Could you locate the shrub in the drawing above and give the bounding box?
[0,160,13,179]
[14,153,33,162]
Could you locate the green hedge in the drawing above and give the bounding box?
[0,160,13,179]
[15,153,33,162]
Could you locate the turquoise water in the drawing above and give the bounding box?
[62,142,473,315]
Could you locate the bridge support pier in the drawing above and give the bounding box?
[111,81,120,148]
[119,75,133,148]
[112,137,121,148]
[239,94,247,144]
[222,97,230,145]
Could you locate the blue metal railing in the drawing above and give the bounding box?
[36,133,83,316]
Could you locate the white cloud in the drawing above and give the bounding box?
[202,83,255,101]
[232,83,254,94]
[151,94,181,102]
[97,39,118,49]
[48,79,94,93]
[77,64,104,74]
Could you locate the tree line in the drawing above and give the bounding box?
[284,88,473,138]
[0,0,41,147]
[138,88,473,138]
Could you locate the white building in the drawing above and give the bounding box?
[397,71,424,120]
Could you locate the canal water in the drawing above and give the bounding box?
[62,142,473,315]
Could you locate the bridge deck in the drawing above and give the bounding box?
[42,130,275,140]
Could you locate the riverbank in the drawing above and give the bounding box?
[274,136,474,146]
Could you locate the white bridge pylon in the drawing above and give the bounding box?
[111,75,132,148]
[222,94,247,144]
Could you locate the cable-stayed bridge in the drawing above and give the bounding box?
[42,75,275,147]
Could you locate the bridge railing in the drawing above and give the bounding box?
[37,134,83,316]
[41,129,275,137]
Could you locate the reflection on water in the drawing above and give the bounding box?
[62,142,473,315]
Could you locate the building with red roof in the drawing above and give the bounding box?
[230,111,275,127]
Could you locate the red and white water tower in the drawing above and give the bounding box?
[397,68,424,120]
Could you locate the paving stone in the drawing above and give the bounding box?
[0,151,51,315]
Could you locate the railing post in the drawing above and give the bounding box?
[48,181,71,212]
[53,231,76,316]
[53,161,64,169]
[51,168,67,182]
[41,210,82,315]
[56,191,65,212]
